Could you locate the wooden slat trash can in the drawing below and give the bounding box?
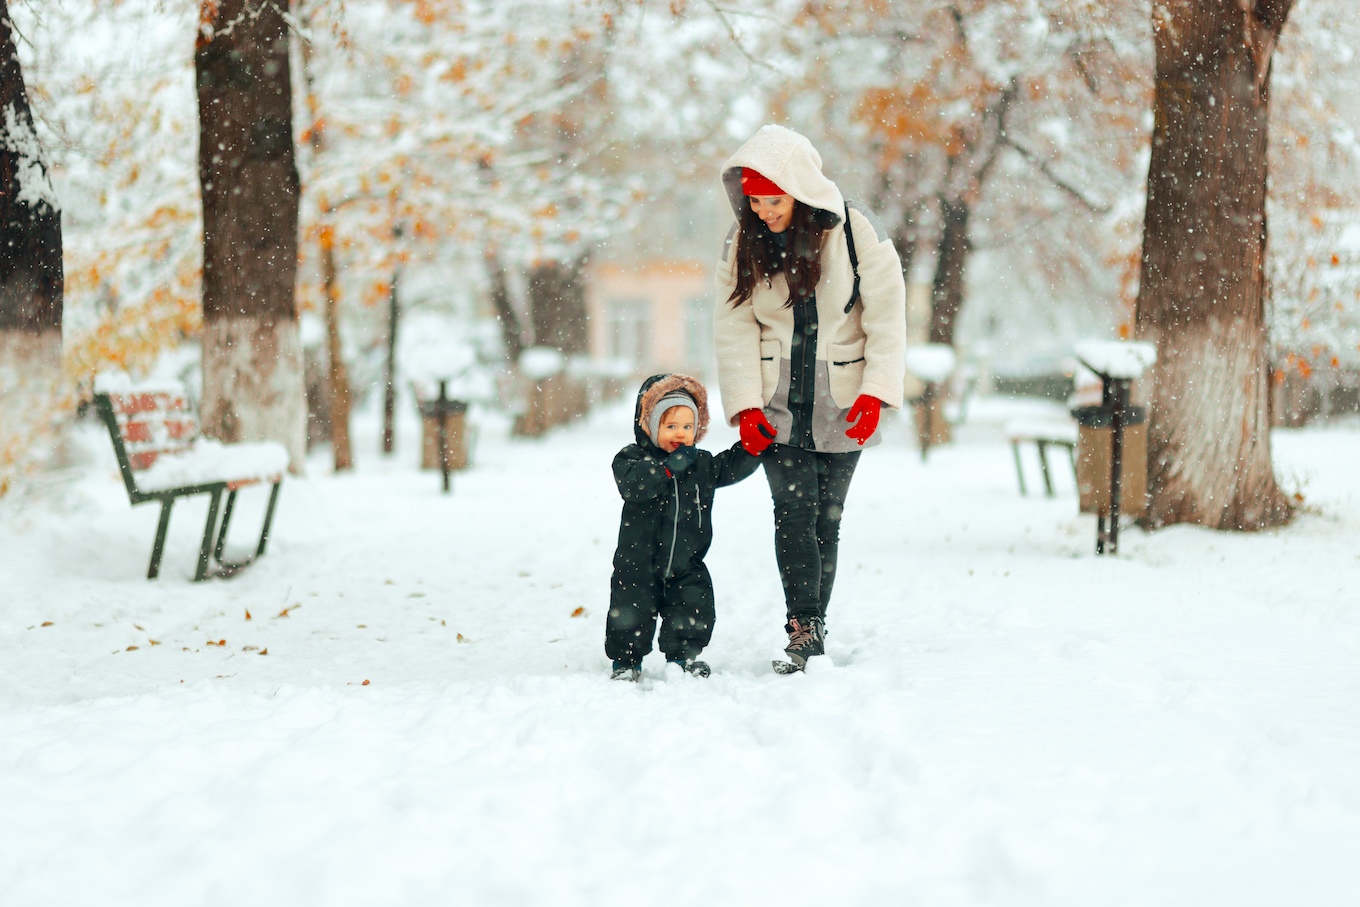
[419,398,470,470]
[1072,404,1148,517]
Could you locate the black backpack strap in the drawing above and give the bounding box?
[843,202,861,314]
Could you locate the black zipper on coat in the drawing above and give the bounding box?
[788,292,817,449]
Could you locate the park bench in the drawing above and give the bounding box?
[93,374,289,581]
[1005,417,1078,497]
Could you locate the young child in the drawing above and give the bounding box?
[607,373,762,681]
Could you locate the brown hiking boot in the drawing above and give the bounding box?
[773,615,825,674]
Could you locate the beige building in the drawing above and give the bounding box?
[585,259,713,381]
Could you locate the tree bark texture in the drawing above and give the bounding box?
[321,232,352,470]
[1134,0,1294,530]
[528,258,588,355]
[485,247,525,363]
[0,3,62,335]
[1,2,65,491]
[196,0,305,468]
[298,5,350,471]
[929,196,970,346]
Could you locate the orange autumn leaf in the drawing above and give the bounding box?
[245,609,252,620]
[126,645,139,651]
[571,607,587,618]
[41,621,53,627]
[361,679,370,686]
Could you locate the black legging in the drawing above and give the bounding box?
[762,444,861,622]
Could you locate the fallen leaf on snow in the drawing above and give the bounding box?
[361,679,370,686]
[571,607,587,618]
[134,624,144,631]
[457,633,472,643]
[126,645,139,651]
[259,648,268,655]
[242,645,259,651]
[41,621,53,627]
[245,609,252,620]
[149,640,161,646]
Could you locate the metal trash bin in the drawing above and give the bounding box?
[418,398,470,470]
[1072,404,1147,517]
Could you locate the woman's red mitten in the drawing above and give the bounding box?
[845,395,881,445]
[738,408,776,455]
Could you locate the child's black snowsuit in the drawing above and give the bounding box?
[607,374,760,666]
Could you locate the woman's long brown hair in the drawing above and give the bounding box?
[727,199,838,309]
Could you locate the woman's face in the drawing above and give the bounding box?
[749,194,795,233]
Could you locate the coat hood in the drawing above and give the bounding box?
[721,125,845,225]
[633,373,710,449]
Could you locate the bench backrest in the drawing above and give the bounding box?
[94,389,199,495]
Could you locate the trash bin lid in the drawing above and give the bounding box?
[417,398,469,417]
[1069,404,1147,428]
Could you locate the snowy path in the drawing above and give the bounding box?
[3,403,1359,906]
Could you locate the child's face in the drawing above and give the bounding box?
[656,406,695,452]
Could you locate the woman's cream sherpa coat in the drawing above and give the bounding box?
[712,125,906,453]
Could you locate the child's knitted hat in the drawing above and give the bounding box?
[648,392,697,445]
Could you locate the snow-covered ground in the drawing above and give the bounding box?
[3,396,1359,906]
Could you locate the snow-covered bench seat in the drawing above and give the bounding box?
[1005,417,1077,498]
[93,374,287,581]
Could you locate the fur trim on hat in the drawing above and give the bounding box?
[637,374,710,445]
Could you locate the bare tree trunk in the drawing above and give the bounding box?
[321,229,352,470]
[528,257,588,355]
[929,196,970,346]
[196,0,305,470]
[1134,0,1294,530]
[485,247,525,363]
[893,200,924,294]
[298,2,351,472]
[924,81,1014,349]
[0,2,64,491]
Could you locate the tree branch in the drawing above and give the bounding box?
[702,0,784,74]
[997,133,1110,214]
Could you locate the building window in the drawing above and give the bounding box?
[608,298,651,368]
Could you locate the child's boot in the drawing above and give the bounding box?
[665,657,711,678]
[610,660,642,682]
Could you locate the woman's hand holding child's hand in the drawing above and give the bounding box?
[665,444,700,474]
[738,408,776,455]
[845,395,882,445]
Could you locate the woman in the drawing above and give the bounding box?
[713,124,906,673]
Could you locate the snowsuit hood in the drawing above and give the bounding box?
[634,373,710,449]
[721,125,845,224]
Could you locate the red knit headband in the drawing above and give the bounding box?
[741,168,786,197]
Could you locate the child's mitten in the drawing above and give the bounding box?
[665,445,700,473]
